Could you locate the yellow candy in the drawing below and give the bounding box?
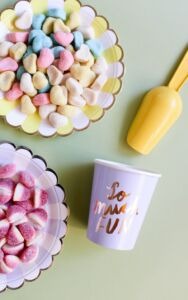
[70,64,96,87]
[53,19,70,33]
[42,17,56,34]
[0,71,15,92]
[21,95,36,115]
[47,65,63,86]
[23,53,37,74]
[9,42,27,61]
[57,104,81,118]
[66,11,80,30]
[82,54,95,68]
[50,85,68,106]
[33,72,48,90]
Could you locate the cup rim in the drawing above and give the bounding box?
[95,159,162,178]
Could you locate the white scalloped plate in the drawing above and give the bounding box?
[0,141,68,292]
[0,0,124,137]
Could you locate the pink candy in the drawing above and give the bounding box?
[6,32,29,43]
[15,200,33,212]
[0,57,18,72]
[27,208,48,229]
[7,225,24,246]
[7,205,26,223]
[4,255,20,269]
[33,93,50,106]
[58,50,74,72]
[0,179,14,204]
[18,222,35,242]
[0,219,9,239]
[2,243,24,255]
[37,48,54,69]
[5,82,23,101]
[18,171,35,188]
[0,164,16,179]
[13,183,31,202]
[19,245,39,263]
[34,188,48,208]
[54,32,74,47]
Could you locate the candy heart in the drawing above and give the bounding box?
[5,82,23,101]
[0,71,15,92]
[9,42,27,61]
[92,57,108,75]
[0,179,14,204]
[0,57,18,72]
[6,32,29,43]
[0,164,16,178]
[53,19,70,33]
[27,208,48,228]
[33,93,50,106]
[28,29,45,43]
[75,44,91,63]
[4,255,20,269]
[32,14,46,30]
[70,64,96,88]
[20,245,39,263]
[15,11,33,30]
[47,65,63,85]
[18,222,36,242]
[82,88,99,106]
[72,31,84,50]
[66,11,80,30]
[33,188,48,208]
[21,95,36,115]
[7,205,26,224]
[39,104,56,119]
[18,171,35,188]
[53,32,74,47]
[58,49,74,71]
[86,39,103,57]
[50,85,68,106]
[0,41,13,58]
[32,36,53,53]
[42,17,56,34]
[2,243,24,255]
[68,94,86,107]
[37,48,54,69]
[33,72,49,90]
[66,77,83,95]
[77,26,95,40]
[7,225,24,246]
[48,112,68,129]
[20,73,37,97]
[23,53,37,74]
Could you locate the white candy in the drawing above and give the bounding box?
[49,112,68,128]
[91,74,108,90]
[82,88,99,106]
[0,41,13,57]
[75,44,91,63]
[68,94,86,107]
[20,73,37,97]
[92,57,108,75]
[66,78,83,96]
[15,11,33,30]
[39,104,56,119]
[77,26,95,40]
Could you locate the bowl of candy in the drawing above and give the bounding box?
[0,0,124,137]
[0,142,68,292]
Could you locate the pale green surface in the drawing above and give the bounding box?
[1,0,188,299]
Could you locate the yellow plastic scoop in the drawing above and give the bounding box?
[127,50,188,155]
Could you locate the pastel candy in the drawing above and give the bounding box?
[9,42,27,61]
[58,50,74,71]
[50,85,67,106]
[66,78,83,95]
[6,32,29,43]
[47,65,63,85]
[38,83,51,94]
[52,46,64,59]
[70,64,96,87]
[33,93,50,106]
[0,41,13,58]
[32,36,53,53]
[83,54,95,67]
[68,94,86,107]
[2,243,24,255]
[49,112,68,128]
[54,32,74,47]
[47,8,66,21]
[18,222,35,242]
[7,225,24,246]
[42,17,56,35]
[92,57,108,74]
[33,72,48,90]
[23,46,33,59]
[53,19,70,33]
[37,48,54,69]
[28,29,45,43]
[77,26,95,40]
[13,183,31,202]
[4,255,20,269]
[21,95,36,115]
[0,71,15,92]
[74,44,91,63]
[32,14,46,30]
[0,260,13,273]
[39,104,56,119]
[57,105,81,118]
[15,11,33,30]
[27,208,48,228]
[5,83,23,101]
[82,88,99,106]
[19,245,39,263]
[0,179,14,204]
[91,74,108,90]
[20,73,37,97]
[86,40,103,57]
[18,171,35,188]
[0,58,18,72]
[73,31,84,50]
[23,53,37,74]
[0,164,16,179]
[16,66,25,80]
[33,188,48,208]
[7,205,26,224]
[66,11,80,30]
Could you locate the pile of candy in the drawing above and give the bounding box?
[0,8,108,128]
[0,164,48,273]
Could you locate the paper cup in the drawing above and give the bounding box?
[87,159,161,250]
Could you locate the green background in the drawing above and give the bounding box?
[1,0,188,299]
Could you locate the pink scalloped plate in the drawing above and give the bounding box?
[0,141,68,292]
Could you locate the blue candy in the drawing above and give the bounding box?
[73,31,84,50]
[16,66,25,80]
[46,9,66,21]
[23,46,33,59]
[52,46,64,58]
[32,14,46,30]
[38,83,51,93]
[32,36,53,53]
[29,29,45,43]
[86,39,103,57]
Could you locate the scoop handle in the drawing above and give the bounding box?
[168,50,188,91]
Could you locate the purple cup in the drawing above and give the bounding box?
[87,159,161,250]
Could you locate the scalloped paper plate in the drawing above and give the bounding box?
[0,141,68,292]
[0,0,124,137]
